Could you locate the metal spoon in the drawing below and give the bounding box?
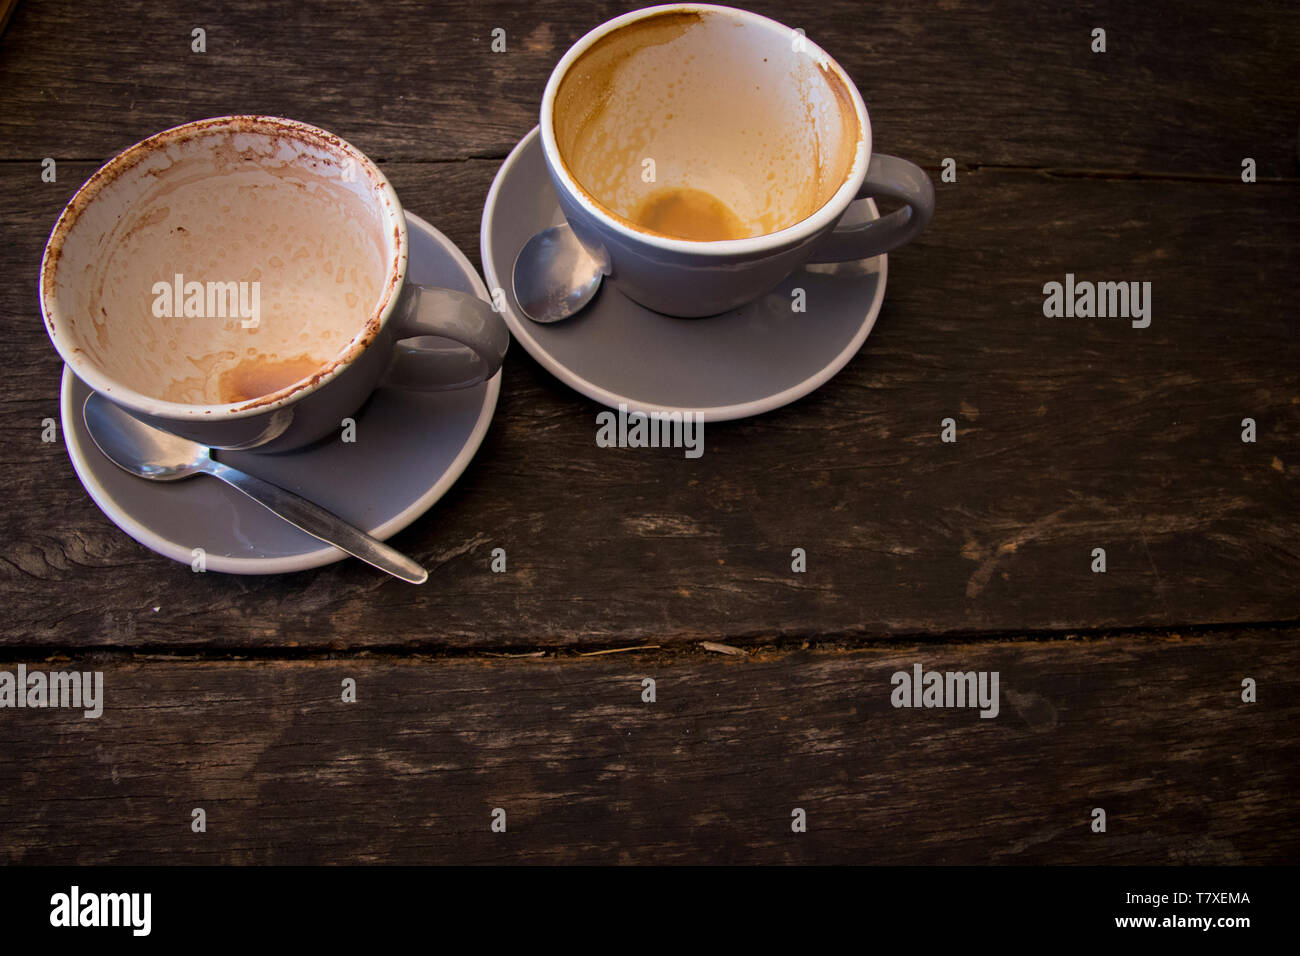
[83,392,427,584]
[512,222,604,323]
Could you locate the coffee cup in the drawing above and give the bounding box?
[540,3,934,317]
[41,115,509,452]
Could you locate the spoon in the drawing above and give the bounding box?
[82,392,428,584]
[512,222,604,323]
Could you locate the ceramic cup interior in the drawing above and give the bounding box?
[41,116,404,413]
[551,6,862,242]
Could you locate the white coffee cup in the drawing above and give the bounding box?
[41,115,509,452]
[540,3,934,317]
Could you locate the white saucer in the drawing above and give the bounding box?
[62,212,501,575]
[480,126,887,421]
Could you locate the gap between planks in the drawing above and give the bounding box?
[0,619,1293,665]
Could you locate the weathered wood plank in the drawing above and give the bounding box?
[2,160,1296,649]
[0,628,1293,863]
[0,1,1296,175]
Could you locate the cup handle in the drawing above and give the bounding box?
[381,284,510,390]
[807,153,935,263]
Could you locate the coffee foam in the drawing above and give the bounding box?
[553,9,862,241]
[48,120,391,406]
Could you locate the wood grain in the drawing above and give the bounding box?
[0,628,1293,864]
[0,1,1296,176]
[2,160,1295,649]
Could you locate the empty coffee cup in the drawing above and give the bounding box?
[541,3,934,317]
[41,115,510,452]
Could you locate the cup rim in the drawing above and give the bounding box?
[39,114,408,422]
[540,2,871,256]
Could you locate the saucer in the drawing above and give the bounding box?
[62,212,501,575]
[480,127,887,421]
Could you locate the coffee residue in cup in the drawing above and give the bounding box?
[60,120,390,408]
[217,353,323,404]
[630,186,748,241]
[551,8,862,241]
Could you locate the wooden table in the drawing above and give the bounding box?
[0,0,1295,864]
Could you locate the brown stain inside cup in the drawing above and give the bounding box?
[630,186,747,241]
[552,9,863,242]
[554,11,703,144]
[217,353,323,404]
[41,116,405,415]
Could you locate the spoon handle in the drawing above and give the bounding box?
[204,461,428,584]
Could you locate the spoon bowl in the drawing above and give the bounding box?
[83,394,210,481]
[512,222,605,323]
